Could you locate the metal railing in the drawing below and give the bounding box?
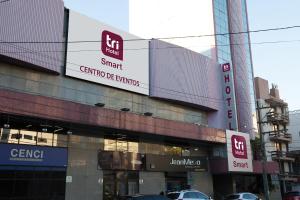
[267,112,289,124]
[270,151,295,161]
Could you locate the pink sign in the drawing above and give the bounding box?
[101,30,123,60]
[231,135,248,159]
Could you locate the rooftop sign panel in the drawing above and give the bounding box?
[66,11,149,95]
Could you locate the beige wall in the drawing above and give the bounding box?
[255,77,270,100]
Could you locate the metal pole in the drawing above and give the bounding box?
[256,100,270,200]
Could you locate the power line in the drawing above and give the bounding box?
[1,25,300,44]
[1,39,300,54]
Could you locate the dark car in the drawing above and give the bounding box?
[283,191,300,200]
[119,194,171,200]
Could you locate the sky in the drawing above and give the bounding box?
[247,1,300,111]
[63,0,300,111]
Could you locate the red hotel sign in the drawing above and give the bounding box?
[101,30,123,61]
[222,63,238,130]
[226,130,253,172]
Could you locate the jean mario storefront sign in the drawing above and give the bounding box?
[146,154,208,172]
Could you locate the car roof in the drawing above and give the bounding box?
[227,192,257,196]
[168,189,201,193]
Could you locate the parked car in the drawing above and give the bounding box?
[167,189,213,200]
[224,193,261,200]
[119,194,171,200]
[283,191,300,200]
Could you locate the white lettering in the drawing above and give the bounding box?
[106,34,119,50]
[34,150,41,159]
[10,149,44,159]
[170,158,202,166]
[19,149,25,158]
[106,35,112,47]
[11,149,18,157]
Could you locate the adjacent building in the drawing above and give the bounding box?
[0,1,277,200]
[288,110,300,191]
[289,110,300,152]
[255,77,298,197]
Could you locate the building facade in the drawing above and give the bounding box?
[129,0,256,133]
[288,110,300,191]
[289,110,300,152]
[0,1,276,200]
[255,77,297,197]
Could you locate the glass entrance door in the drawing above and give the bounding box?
[166,172,187,193]
[103,171,139,200]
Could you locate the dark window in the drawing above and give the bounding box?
[23,135,33,140]
[11,134,22,139]
[225,194,240,200]
[38,138,47,143]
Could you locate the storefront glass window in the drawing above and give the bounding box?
[55,133,68,147]
[3,129,20,144]
[36,132,52,146]
[104,139,117,151]
[128,142,138,153]
[103,139,139,153]
[140,142,165,155]
[117,140,127,152]
[164,146,182,156]
[0,128,68,147]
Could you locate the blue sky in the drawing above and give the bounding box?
[64,0,300,110]
[247,1,300,111]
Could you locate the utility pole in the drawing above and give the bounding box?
[256,101,270,200]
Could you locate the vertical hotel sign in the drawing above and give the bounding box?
[226,130,253,172]
[221,63,238,130]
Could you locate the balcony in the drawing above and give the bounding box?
[271,151,295,162]
[266,112,289,124]
[279,172,299,182]
[266,97,288,107]
[269,132,292,143]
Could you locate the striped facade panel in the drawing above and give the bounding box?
[150,39,226,129]
[227,0,254,132]
[0,0,65,73]
[150,39,223,110]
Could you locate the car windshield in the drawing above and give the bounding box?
[167,193,180,199]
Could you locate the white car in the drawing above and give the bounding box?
[167,189,213,200]
[224,193,261,200]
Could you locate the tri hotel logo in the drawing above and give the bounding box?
[231,135,248,159]
[101,30,123,60]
